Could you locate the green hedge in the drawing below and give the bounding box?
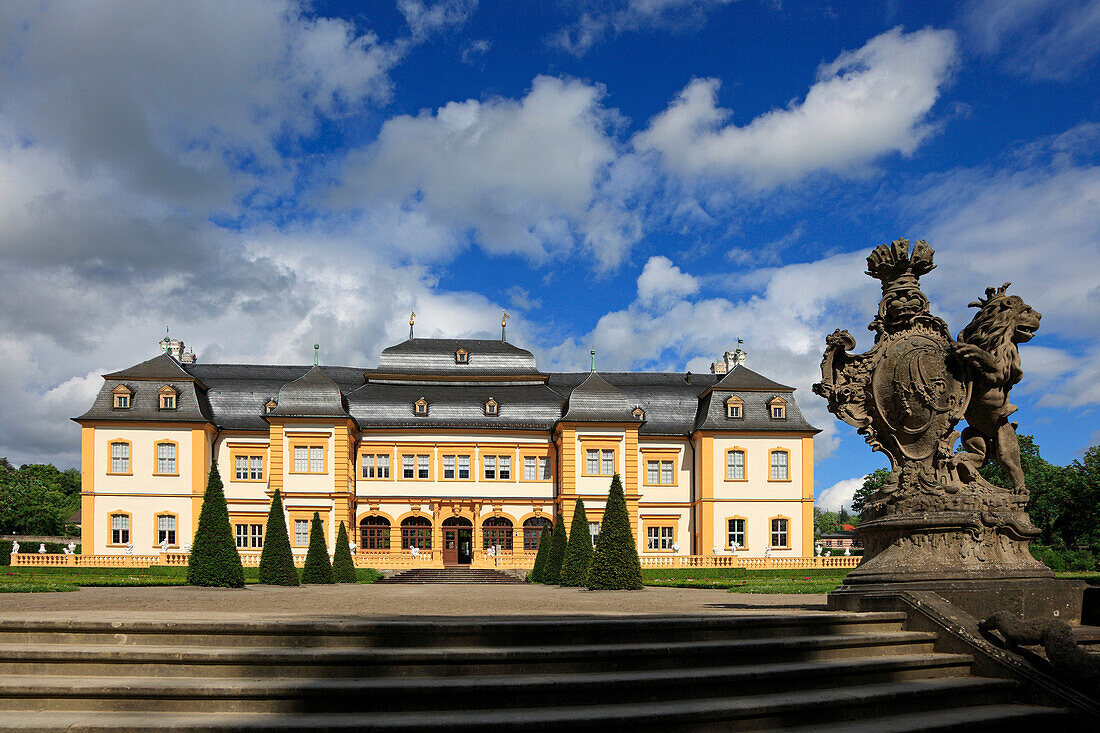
[1,541,81,565]
[1030,544,1098,572]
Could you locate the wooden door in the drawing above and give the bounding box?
[443,529,458,565]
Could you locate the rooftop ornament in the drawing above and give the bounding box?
[814,238,1052,590]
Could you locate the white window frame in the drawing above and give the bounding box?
[157,515,176,546]
[110,514,129,544]
[771,518,789,548]
[770,451,789,481]
[110,442,130,474]
[294,519,309,546]
[727,450,745,481]
[727,518,745,548]
[457,455,470,479]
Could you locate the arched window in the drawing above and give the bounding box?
[522,516,552,550]
[359,516,391,550]
[401,516,432,549]
[482,516,513,550]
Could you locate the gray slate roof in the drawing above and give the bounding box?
[77,340,818,435]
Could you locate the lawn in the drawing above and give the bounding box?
[0,566,382,590]
[642,568,851,594]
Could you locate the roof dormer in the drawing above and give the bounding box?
[725,395,743,419]
[768,395,788,420]
[158,385,178,410]
[265,399,277,414]
[414,398,429,416]
[112,384,132,410]
[631,407,645,420]
[455,348,469,364]
[484,397,499,416]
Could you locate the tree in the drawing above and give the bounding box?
[559,499,594,587]
[257,489,298,586]
[543,514,568,584]
[814,507,839,539]
[528,524,551,583]
[186,465,244,588]
[587,474,643,590]
[851,467,890,515]
[332,521,357,583]
[301,512,334,584]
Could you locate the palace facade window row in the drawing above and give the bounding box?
[725,516,791,550]
[361,452,553,482]
[107,440,179,476]
[107,512,178,547]
[724,448,790,481]
[356,515,554,552]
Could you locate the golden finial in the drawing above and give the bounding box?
[409,310,416,340]
[501,311,510,341]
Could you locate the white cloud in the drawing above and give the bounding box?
[816,476,866,512]
[636,256,700,303]
[550,0,735,56]
[333,75,640,268]
[634,28,958,188]
[961,0,1100,80]
[398,0,479,39]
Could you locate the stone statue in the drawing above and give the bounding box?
[159,538,170,553]
[813,239,1049,583]
[37,544,46,554]
[11,541,18,554]
[815,545,822,556]
[843,546,851,556]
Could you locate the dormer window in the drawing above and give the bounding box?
[265,400,277,413]
[455,348,469,364]
[485,398,499,416]
[768,396,787,420]
[158,385,178,410]
[112,385,132,409]
[414,398,429,416]
[632,407,645,420]
[725,395,743,419]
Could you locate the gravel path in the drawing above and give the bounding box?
[0,584,828,621]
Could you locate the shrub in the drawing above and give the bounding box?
[186,465,244,588]
[1030,543,1098,572]
[543,515,568,584]
[332,521,357,583]
[527,524,550,583]
[301,512,334,584]
[587,474,643,590]
[559,499,594,587]
[257,489,298,586]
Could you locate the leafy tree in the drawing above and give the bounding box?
[186,465,244,588]
[837,506,851,525]
[332,521,357,583]
[257,489,298,586]
[814,507,839,539]
[851,467,890,515]
[301,512,335,584]
[587,474,643,590]
[559,499,594,587]
[0,460,81,535]
[543,514,568,584]
[528,524,550,583]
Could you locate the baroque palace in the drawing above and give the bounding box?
[74,332,819,567]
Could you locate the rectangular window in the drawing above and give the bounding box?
[771,518,789,548]
[362,454,375,479]
[539,457,550,480]
[727,518,745,549]
[457,455,470,479]
[417,455,429,479]
[647,459,674,484]
[110,514,129,544]
[484,455,496,480]
[377,455,389,479]
[646,526,674,551]
[443,455,456,479]
[157,515,176,546]
[772,406,785,419]
[235,524,249,549]
[294,446,308,473]
[402,455,414,479]
[586,449,598,474]
[235,455,248,480]
[363,454,389,479]
[309,447,324,473]
[524,456,536,481]
[250,524,263,549]
[727,451,745,480]
[110,442,130,473]
[114,394,130,408]
[499,456,510,480]
[647,460,659,485]
[294,519,309,546]
[770,451,789,481]
[250,456,263,480]
[589,522,600,546]
[601,449,614,475]
[160,394,176,409]
[156,443,176,474]
[661,461,674,485]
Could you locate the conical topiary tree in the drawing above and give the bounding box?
[187,464,244,588]
[587,474,643,590]
[528,523,551,583]
[258,489,298,586]
[332,521,357,583]
[559,499,594,587]
[543,513,568,584]
[301,512,334,584]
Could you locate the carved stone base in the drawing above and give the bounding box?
[847,510,1052,584]
[828,578,1088,624]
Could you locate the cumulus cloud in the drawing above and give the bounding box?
[961,0,1100,81]
[634,28,958,188]
[636,256,700,304]
[333,75,641,268]
[816,476,866,512]
[398,0,479,39]
[550,0,735,56]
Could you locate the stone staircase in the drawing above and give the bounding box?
[0,613,1070,731]
[377,567,525,584]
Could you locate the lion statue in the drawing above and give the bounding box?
[949,283,1041,493]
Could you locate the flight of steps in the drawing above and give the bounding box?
[377,567,525,584]
[0,613,1069,732]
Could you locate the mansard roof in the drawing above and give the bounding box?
[374,338,539,376]
[561,372,640,423]
[694,389,816,432]
[75,378,212,424]
[103,353,203,386]
[702,364,793,394]
[267,365,350,420]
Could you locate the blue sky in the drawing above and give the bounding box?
[1,1,1098,511]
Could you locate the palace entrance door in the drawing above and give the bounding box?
[442,517,473,566]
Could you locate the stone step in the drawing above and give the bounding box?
[0,653,975,713]
[0,678,1030,731]
[765,704,1070,732]
[377,569,525,584]
[0,613,908,648]
[0,631,938,678]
